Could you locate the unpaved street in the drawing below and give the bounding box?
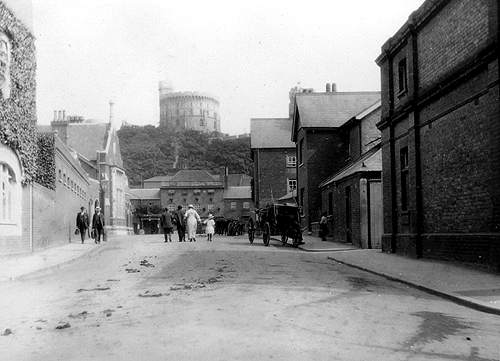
[0,235,499,361]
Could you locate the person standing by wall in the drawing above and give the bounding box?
[92,206,105,244]
[184,204,201,242]
[174,205,186,242]
[319,211,328,242]
[76,207,89,244]
[160,208,173,243]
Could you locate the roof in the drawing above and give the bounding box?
[224,186,252,199]
[129,188,161,200]
[66,122,110,160]
[320,147,382,188]
[250,118,295,149]
[170,170,218,182]
[292,92,380,140]
[278,189,297,201]
[354,100,382,120]
[227,174,252,187]
[37,125,53,133]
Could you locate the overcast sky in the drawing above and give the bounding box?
[33,0,425,134]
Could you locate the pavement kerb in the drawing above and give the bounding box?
[327,255,500,316]
[5,240,111,282]
[269,237,357,252]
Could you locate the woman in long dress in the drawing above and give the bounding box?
[184,204,201,242]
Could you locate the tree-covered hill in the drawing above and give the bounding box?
[117,125,252,186]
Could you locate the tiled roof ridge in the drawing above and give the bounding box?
[295,91,381,96]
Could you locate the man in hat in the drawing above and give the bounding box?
[76,206,89,244]
[160,207,173,242]
[92,206,105,244]
[173,205,186,242]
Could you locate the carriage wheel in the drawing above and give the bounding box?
[263,223,270,246]
[248,230,254,244]
[292,237,300,248]
[281,234,288,245]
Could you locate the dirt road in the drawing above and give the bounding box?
[0,235,498,360]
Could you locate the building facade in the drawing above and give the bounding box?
[376,0,500,269]
[319,101,383,248]
[290,87,381,230]
[50,111,133,235]
[159,81,221,133]
[250,118,297,208]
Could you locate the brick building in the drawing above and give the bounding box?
[250,118,297,208]
[319,101,383,248]
[290,86,380,229]
[376,0,500,269]
[50,110,133,235]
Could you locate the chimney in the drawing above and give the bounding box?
[58,110,63,121]
[326,83,331,92]
[331,83,337,92]
[53,110,57,121]
[62,110,66,121]
[109,100,114,125]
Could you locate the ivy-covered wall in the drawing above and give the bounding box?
[35,133,56,190]
[0,2,37,184]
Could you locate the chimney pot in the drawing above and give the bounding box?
[326,83,331,92]
[62,110,66,121]
[53,110,57,121]
[331,83,337,92]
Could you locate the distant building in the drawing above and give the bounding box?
[250,118,296,208]
[130,169,252,233]
[159,81,221,133]
[290,86,380,230]
[376,0,500,270]
[319,101,382,248]
[49,110,133,235]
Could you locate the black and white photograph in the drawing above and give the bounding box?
[0,0,499,359]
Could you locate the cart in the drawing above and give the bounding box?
[251,204,303,247]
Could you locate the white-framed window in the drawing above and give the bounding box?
[194,204,202,211]
[0,163,14,223]
[167,204,176,212]
[230,202,237,210]
[287,179,297,193]
[286,155,296,167]
[243,202,250,209]
[207,204,215,211]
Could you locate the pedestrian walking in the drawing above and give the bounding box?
[76,206,89,244]
[204,213,215,242]
[184,204,201,242]
[319,212,328,242]
[160,208,173,242]
[173,205,186,242]
[92,206,105,244]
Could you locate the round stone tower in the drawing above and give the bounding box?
[159,81,221,133]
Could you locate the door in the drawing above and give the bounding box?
[368,181,383,249]
[345,186,352,243]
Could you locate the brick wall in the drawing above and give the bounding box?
[223,199,253,220]
[361,108,381,154]
[159,187,224,217]
[417,0,490,91]
[253,148,296,207]
[299,129,347,225]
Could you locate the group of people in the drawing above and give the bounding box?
[76,206,105,244]
[160,204,216,243]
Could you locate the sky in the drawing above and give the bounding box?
[33,0,426,134]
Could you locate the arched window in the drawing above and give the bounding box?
[0,163,15,222]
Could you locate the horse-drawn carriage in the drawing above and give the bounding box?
[248,203,303,247]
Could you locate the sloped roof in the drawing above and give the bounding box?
[250,118,295,149]
[320,147,382,188]
[143,175,173,182]
[224,186,252,199]
[294,92,381,129]
[129,188,161,200]
[66,122,110,160]
[170,169,219,182]
[227,174,252,187]
[37,125,53,133]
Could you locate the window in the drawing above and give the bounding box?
[243,202,250,209]
[400,147,409,211]
[194,204,201,211]
[287,179,297,193]
[286,155,296,168]
[328,192,333,215]
[398,58,408,94]
[58,169,62,182]
[0,163,14,222]
[200,118,205,127]
[207,204,215,211]
[298,139,304,165]
[230,202,237,210]
[63,173,66,186]
[167,204,176,212]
